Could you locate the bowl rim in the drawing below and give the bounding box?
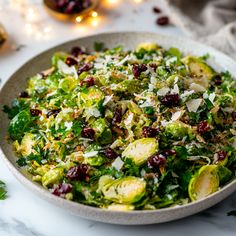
[1,31,236,223]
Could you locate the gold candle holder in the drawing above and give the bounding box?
[0,23,7,48]
[43,0,99,22]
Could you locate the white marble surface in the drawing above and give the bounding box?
[0,0,236,235]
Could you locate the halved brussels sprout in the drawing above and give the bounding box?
[122,138,158,165]
[165,121,193,140]
[79,86,105,107]
[28,74,47,96]
[100,176,146,204]
[188,165,219,201]
[107,204,134,211]
[182,56,214,81]
[59,77,78,92]
[42,167,64,187]
[92,118,112,145]
[84,155,106,167]
[83,144,106,166]
[18,133,37,156]
[182,56,214,92]
[217,166,232,185]
[136,43,159,52]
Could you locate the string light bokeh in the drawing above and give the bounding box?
[0,0,144,41]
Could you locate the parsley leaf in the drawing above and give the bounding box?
[0,180,7,200]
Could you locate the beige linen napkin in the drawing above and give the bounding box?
[164,0,236,59]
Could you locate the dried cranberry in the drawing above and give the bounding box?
[56,0,69,8]
[78,63,92,75]
[71,46,84,57]
[142,126,160,138]
[30,109,42,117]
[149,63,157,71]
[153,6,161,13]
[160,93,180,107]
[46,109,61,118]
[132,64,147,78]
[156,16,169,26]
[162,149,176,157]
[231,111,236,121]
[81,127,95,139]
[104,148,118,159]
[66,164,90,181]
[197,121,210,134]
[216,150,227,161]
[80,76,94,87]
[52,183,72,196]
[65,57,78,66]
[82,0,91,8]
[112,108,122,125]
[212,74,222,86]
[148,154,166,169]
[64,1,76,14]
[19,91,29,98]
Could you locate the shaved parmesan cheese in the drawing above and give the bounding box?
[161,120,170,127]
[112,157,124,170]
[83,151,98,158]
[208,93,216,104]
[171,84,179,94]
[57,60,78,79]
[148,84,154,92]
[64,121,73,131]
[116,55,130,66]
[157,87,170,96]
[181,90,195,99]
[186,99,203,112]
[189,83,206,92]
[62,108,73,114]
[124,113,134,126]
[103,95,113,106]
[166,57,177,66]
[84,107,101,118]
[171,110,183,121]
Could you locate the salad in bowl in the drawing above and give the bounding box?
[4,42,236,211]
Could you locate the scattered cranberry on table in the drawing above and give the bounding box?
[153,6,161,14]
[156,16,169,26]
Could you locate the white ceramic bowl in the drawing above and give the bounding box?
[0,32,236,225]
